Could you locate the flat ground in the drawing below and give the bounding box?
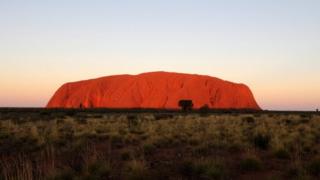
[0,109,319,180]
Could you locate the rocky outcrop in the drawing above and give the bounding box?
[47,71,260,110]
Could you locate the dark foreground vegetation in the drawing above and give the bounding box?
[0,108,320,180]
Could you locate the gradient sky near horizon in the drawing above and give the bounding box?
[0,0,319,110]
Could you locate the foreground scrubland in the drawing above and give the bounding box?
[0,109,320,180]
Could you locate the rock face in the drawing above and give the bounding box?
[47,72,260,110]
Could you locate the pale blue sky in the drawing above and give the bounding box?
[0,0,319,110]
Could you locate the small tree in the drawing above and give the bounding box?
[199,104,210,113]
[178,100,194,111]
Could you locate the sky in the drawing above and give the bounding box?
[0,0,319,110]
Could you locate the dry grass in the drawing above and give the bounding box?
[0,110,320,179]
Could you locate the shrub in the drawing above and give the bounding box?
[240,157,262,172]
[143,143,156,155]
[274,148,290,159]
[0,130,9,140]
[111,134,123,147]
[50,169,76,180]
[92,114,103,119]
[243,116,255,124]
[179,160,226,179]
[284,119,292,125]
[153,114,173,120]
[154,137,174,148]
[192,145,211,157]
[307,158,320,176]
[121,151,132,161]
[87,160,111,179]
[40,111,51,116]
[199,104,210,116]
[56,119,65,124]
[188,137,200,146]
[125,160,148,180]
[127,115,143,134]
[253,114,261,118]
[253,133,271,150]
[75,117,87,124]
[179,161,194,176]
[127,115,137,121]
[300,118,310,124]
[300,114,310,119]
[268,114,274,118]
[286,165,306,179]
[178,100,194,111]
[203,163,226,180]
[65,110,76,117]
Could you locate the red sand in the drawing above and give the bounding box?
[47,71,260,110]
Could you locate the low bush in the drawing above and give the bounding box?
[239,156,262,172]
[125,160,148,180]
[50,169,76,180]
[111,134,124,147]
[143,143,156,155]
[274,148,290,159]
[87,160,111,179]
[253,133,271,150]
[153,114,173,120]
[121,150,132,161]
[243,116,255,124]
[179,160,226,179]
[286,165,306,179]
[307,158,320,176]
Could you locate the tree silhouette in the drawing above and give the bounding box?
[199,104,210,113]
[178,100,194,111]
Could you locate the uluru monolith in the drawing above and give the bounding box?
[47,71,261,110]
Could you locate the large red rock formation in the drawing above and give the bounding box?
[47,72,260,110]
